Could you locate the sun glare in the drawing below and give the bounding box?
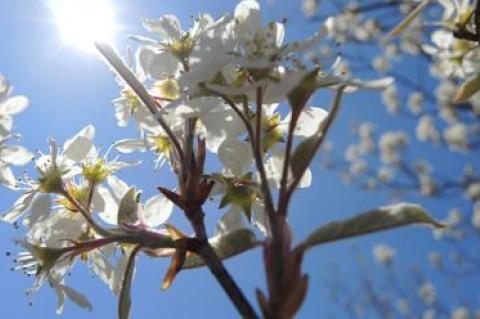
[50,0,116,51]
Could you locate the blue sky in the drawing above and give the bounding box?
[0,1,477,318]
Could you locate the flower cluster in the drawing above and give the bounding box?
[0,74,31,188]
[1,1,435,318]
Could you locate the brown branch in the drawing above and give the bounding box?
[187,207,259,319]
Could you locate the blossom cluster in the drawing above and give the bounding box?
[0,1,424,317]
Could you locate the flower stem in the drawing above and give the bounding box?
[61,189,111,237]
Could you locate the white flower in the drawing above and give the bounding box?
[382,85,400,114]
[447,208,464,226]
[11,238,91,314]
[396,299,410,315]
[372,55,390,72]
[302,0,318,17]
[417,116,441,143]
[408,92,424,115]
[379,131,408,165]
[451,307,470,319]
[0,74,32,188]
[137,12,233,91]
[372,243,395,264]
[418,281,437,305]
[466,182,480,201]
[0,74,29,137]
[1,126,104,224]
[96,176,173,228]
[424,25,480,80]
[471,202,480,229]
[378,167,393,183]
[444,123,469,150]
[423,309,436,319]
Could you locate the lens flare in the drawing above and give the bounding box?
[50,0,116,51]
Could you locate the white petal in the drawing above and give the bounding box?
[215,207,248,236]
[0,95,28,115]
[234,0,261,37]
[110,253,130,295]
[252,202,270,236]
[0,144,33,165]
[63,125,95,162]
[284,107,328,137]
[283,24,327,55]
[1,191,36,223]
[142,194,173,227]
[89,250,114,289]
[52,279,67,315]
[115,139,147,153]
[108,160,141,172]
[143,14,182,39]
[0,116,13,135]
[172,96,224,117]
[0,166,16,188]
[91,186,106,213]
[148,51,180,78]
[61,285,92,311]
[25,193,51,227]
[297,167,312,188]
[218,138,253,175]
[135,46,156,80]
[107,175,130,200]
[97,185,119,225]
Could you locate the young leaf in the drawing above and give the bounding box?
[61,285,93,311]
[291,135,319,182]
[161,246,187,290]
[453,74,480,103]
[182,229,259,269]
[287,68,319,115]
[118,247,140,319]
[117,187,140,226]
[297,203,445,251]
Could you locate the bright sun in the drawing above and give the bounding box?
[50,0,116,51]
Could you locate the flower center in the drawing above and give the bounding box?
[83,158,109,184]
[152,78,180,100]
[121,88,142,113]
[153,134,172,155]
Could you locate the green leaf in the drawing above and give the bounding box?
[297,203,445,251]
[182,229,259,269]
[453,74,480,103]
[118,247,139,319]
[287,68,319,114]
[388,0,431,37]
[291,135,319,182]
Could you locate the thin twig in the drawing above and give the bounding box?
[61,189,111,237]
[253,87,277,222]
[95,42,184,161]
[278,111,298,217]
